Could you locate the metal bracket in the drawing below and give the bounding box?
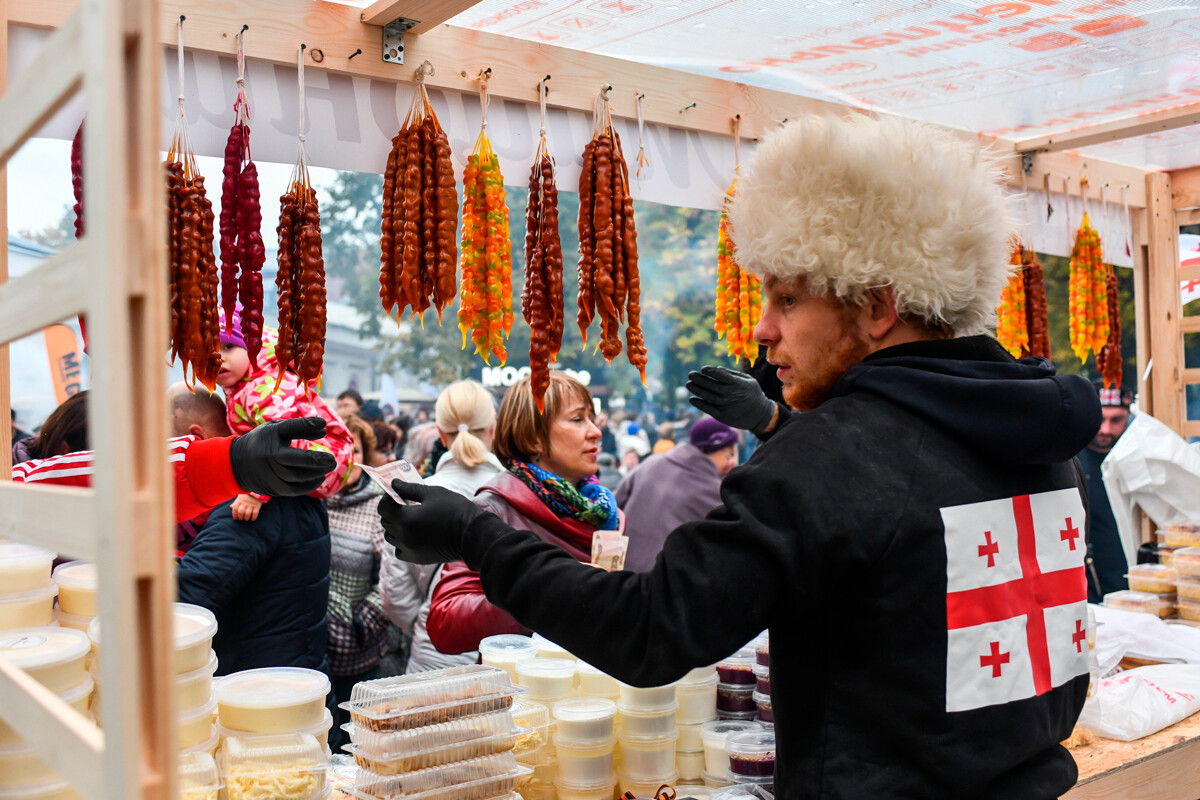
[382,17,418,64]
[1022,151,1034,176]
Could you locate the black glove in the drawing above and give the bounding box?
[687,365,778,437]
[228,417,338,497]
[379,480,508,565]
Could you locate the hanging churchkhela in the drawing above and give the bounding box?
[458,69,514,365]
[71,122,88,349]
[1097,268,1122,389]
[379,60,458,324]
[166,19,221,391]
[522,79,565,411]
[273,45,326,393]
[714,117,761,364]
[996,239,1049,360]
[219,28,266,368]
[577,87,647,383]
[1068,212,1109,364]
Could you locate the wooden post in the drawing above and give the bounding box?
[0,0,9,482]
[1144,171,1184,435]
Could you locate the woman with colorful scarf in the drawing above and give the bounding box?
[424,373,622,655]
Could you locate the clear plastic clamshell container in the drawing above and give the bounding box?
[345,709,523,774]
[347,751,532,800]
[0,781,82,800]
[0,627,90,692]
[0,543,55,594]
[511,699,552,767]
[1163,522,1200,548]
[217,667,330,734]
[1127,564,1177,593]
[178,751,221,800]
[1172,547,1200,578]
[343,665,527,732]
[1179,597,1200,622]
[51,562,97,618]
[1103,589,1177,618]
[220,733,329,800]
[1177,576,1200,600]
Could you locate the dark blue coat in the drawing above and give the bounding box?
[177,495,331,675]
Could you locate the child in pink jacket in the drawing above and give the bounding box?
[216,308,354,520]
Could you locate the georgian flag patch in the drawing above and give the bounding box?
[941,488,1089,713]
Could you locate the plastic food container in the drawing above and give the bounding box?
[50,608,90,633]
[1164,523,1200,548]
[618,733,678,780]
[221,733,329,800]
[531,633,575,661]
[344,708,522,773]
[177,651,218,713]
[714,649,755,686]
[0,586,57,630]
[517,658,577,701]
[0,743,57,789]
[1179,597,1200,622]
[87,602,217,674]
[0,544,55,594]
[716,684,754,714]
[0,677,91,747]
[519,782,555,800]
[1127,564,1177,593]
[1102,589,1177,618]
[0,781,82,800]
[700,721,762,776]
[752,692,772,724]
[1158,546,1179,567]
[0,627,89,692]
[576,661,618,698]
[678,749,705,782]
[617,703,678,739]
[349,751,531,800]
[512,699,552,766]
[554,736,615,784]
[676,785,713,800]
[678,721,705,752]
[1173,547,1200,577]
[51,562,97,618]
[179,693,218,750]
[479,635,539,682]
[178,751,221,800]
[553,697,617,743]
[554,775,616,800]
[223,709,333,752]
[618,682,676,711]
[753,667,770,696]
[1177,576,1200,600]
[343,665,525,732]
[726,730,775,779]
[676,671,718,724]
[217,667,330,734]
[702,771,732,789]
[619,772,678,799]
[181,726,219,758]
[754,634,769,668]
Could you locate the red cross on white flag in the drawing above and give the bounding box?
[941,488,1089,713]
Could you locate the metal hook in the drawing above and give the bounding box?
[240,24,248,33]
[348,48,362,60]
[780,118,789,126]
[179,14,186,22]
[300,43,307,52]
[680,101,697,113]
[636,92,646,100]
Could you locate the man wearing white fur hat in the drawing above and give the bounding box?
[378,114,1101,800]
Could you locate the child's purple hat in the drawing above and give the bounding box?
[217,306,246,349]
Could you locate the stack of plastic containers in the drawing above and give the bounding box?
[675,667,718,783]
[1172,547,1200,622]
[179,751,222,800]
[714,649,756,722]
[725,730,775,791]
[698,721,762,789]
[216,667,333,753]
[751,633,771,727]
[50,562,96,633]
[340,665,537,800]
[575,663,618,703]
[89,602,220,755]
[516,658,578,713]
[551,698,617,800]
[531,634,575,662]
[0,543,57,630]
[616,681,678,796]
[479,635,539,683]
[220,732,330,799]
[0,627,92,800]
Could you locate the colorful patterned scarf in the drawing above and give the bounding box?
[509,461,619,530]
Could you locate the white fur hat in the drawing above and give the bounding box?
[728,114,1014,336]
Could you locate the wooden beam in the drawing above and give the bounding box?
[7,0,1153,206]
[1,0,10,484]
[1183,317,1200,335]
[1183,263,1200,284]
[0,239,90,346]
[1186,421,1200,437]
[1132,212,1152,417]
[1015,102,1200,155]
[1177,207,1200,227]
[1173,166,1200,210]
[0,482,98,560]
[361,0,484,35]
[0,8,81,164]
[1145,171,1184,435]
[995,149,1149,210]
[1184,368,1200,386]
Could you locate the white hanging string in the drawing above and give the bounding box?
[1122,185,1132,258]
[538,77,549,140]
[1043,173,1053,221]
[1100,184,1108,248]
[1063,176,1072,242]
[732,114,741,172]
[235,27,250,127]
[177,17,186,111]
[478,68,491,131]
[297,45,306,145]
[1080,178,1089,220]
[635,91,649,180]
[292,43,308,186]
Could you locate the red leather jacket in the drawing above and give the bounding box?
[426,472,623,654]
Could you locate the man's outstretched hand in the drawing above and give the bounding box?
[687,365,778,437]
[379,481,504,565]
[229,417,337,497]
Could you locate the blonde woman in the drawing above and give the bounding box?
[379,380,503,672]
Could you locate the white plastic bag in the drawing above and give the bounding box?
[1077,664,1200,741]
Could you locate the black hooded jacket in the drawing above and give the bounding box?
[464,336,1101,800]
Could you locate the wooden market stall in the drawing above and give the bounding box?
[0,1,1196,798]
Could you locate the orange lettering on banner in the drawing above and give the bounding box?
[43,324,83,404]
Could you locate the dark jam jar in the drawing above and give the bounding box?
[715,648,756,685]
[727,730,776,779]
[752,691,773,723]
[717,683,755,713]
[753,664,770,695]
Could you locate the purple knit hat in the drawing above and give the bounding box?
[217,306,246,349]
[690,417,738,453]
